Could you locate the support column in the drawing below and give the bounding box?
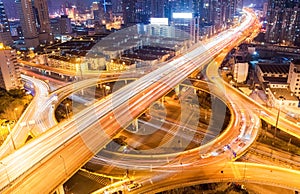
[104,86,111,96]
[174,85,180,96]
[133,119,138,132]
[100,84,105,96]
[160,98,165,108]
[193,88,197,94]
[54,185,65,194]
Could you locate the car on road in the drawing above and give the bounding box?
[238,142,246,148]
[127,182,142,192]
[200,153,211,159]
[211,148,225,156]
[139,113,151,121]
[223,144,231,151]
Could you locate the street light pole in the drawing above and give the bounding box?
[274,96,285,140]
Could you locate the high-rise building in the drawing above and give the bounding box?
[101,0,113,21]
[15,0,52,48]
[193,0,214,25]
[51,15,72,36]
[33,0,53,43]
[103,0,113,14]
[92,1,106,22]
[172,0,193,13]
[191,0,239,36]
[193,0,225,34]
[0,43,22,91]
[262,2,268,18]
[265,0,300,46]
[122,0,169,26]
[151,0,167,18]
[15,0,39,48]
[168,0,199,42]
[91,2,100,11]
[122,0,137,26]
[111,0,123,15]
[120,0,239,37]
[136,0,151,24]
[0,2,12,46]
[288,59,300,97]
[236,0,243,12]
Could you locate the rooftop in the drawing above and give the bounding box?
[121,45,175,61]
[269,88,299,101]
[292,59,300,65]
[263,77,288,84]
[258,63,290,74]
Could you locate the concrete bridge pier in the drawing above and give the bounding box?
[54,185,65,194]
[174,85,180,95]
[132,118,139,133]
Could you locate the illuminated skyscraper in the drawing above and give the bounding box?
[236,0,243,12]
[136,0,151,24]
[33,0,53,43]
[151,0,167,18]
[0,43,22,90]
[0,1,12,46]
[288,59,300,97]
[265,0,300,46]
[111,0,123,15]
[15,0,39,48]
[102,0,113,21]
[122,0,136,26]
[15,0,52,48]
[123,0,168,26]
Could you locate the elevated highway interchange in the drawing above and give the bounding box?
[0,9,300,193]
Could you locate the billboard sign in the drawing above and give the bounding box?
[173,13,193,19]
[150,18,169,25]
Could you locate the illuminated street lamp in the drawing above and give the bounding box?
[65,103,69,119]
[274,96,285,140]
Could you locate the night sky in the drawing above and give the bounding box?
[1,0,266,19]
[1,0,96,18]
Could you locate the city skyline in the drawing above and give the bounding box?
[0,0,268,19]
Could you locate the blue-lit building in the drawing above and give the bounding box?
[122,0,136,26]
[265,0,300,46]
[0,1,12,46]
